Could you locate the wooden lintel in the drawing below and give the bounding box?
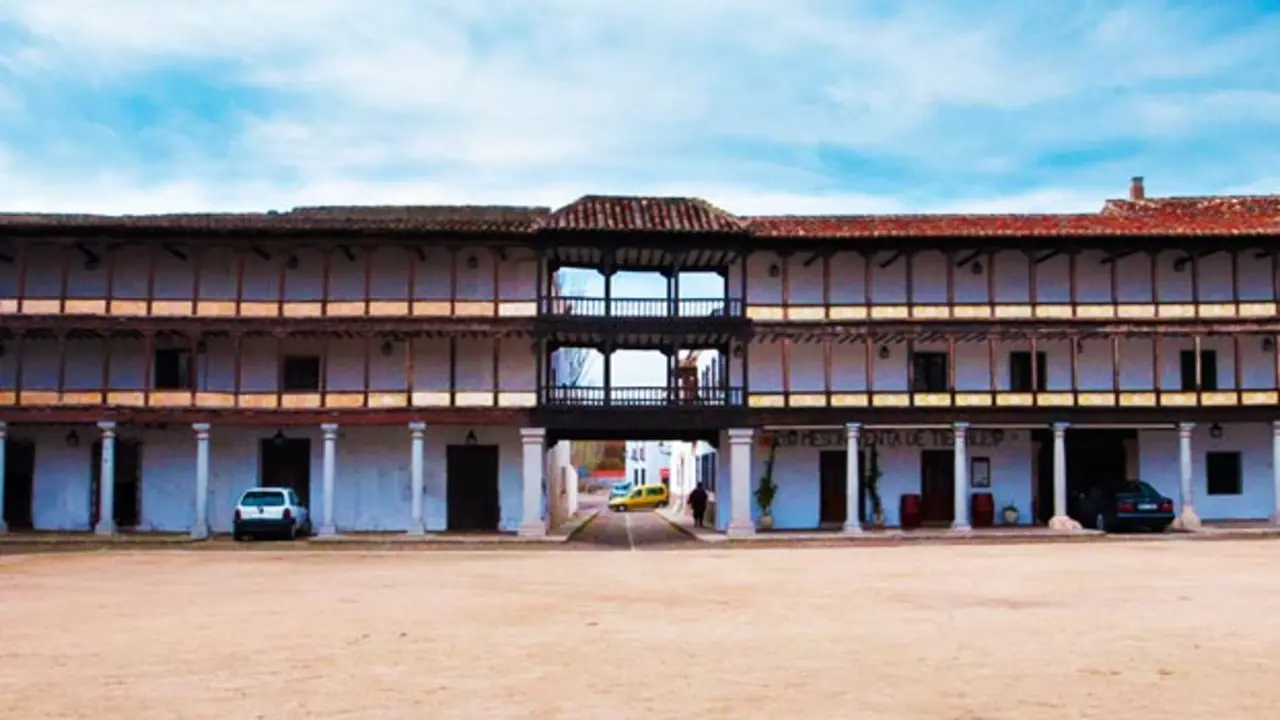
[1100,249,1138,264]
[161,243,188,261]
[412,246,427,262]
[955,250,983,267]
[74,243,100,265]
[338,245,357,262]
[1033,250,1059,265]
[251,246,271,261]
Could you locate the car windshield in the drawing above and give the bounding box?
[241,491,286,507]
[1117,480,1159,497]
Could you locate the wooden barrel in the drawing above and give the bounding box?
[899,493,922,529]
[971,492,994,528]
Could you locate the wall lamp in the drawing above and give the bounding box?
[271,429,287,447]
[380,340,394,357]
[768,263,780,278]
[466,255,479,270]
[465,430,478,445]
[878,345,891,360]
[1264,337,1275,352]
[1209,423,1224,440]
[65,430,80,447]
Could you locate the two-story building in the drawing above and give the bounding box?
[2,180,1278,537]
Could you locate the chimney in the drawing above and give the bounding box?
[1129,176,1145,201]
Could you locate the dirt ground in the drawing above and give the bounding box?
[2,541,1279,720]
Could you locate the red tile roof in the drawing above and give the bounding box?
[539,195,747,233]
[0,205,550,234]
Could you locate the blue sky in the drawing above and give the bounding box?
[2,0,1278,385]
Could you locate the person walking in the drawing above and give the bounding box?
[688,483,709,528]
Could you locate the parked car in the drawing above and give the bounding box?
[608,482,632,501]
[1070,479,1175,532]
[233,487,312,541]
[608,483,669,512]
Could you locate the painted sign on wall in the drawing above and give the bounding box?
[759,428,1012,449]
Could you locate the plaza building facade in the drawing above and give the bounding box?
[2,179,1280,537]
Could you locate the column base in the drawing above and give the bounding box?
[517,521,547,538]
[841,522,863,534]
[405,525,426,537]
[0,521,7,534]
[94,520,115,536]
[1270,512,1280,527]
[950,522,972,533]
[1170,506,1202,532]
[190,525,210,540]
[1047,515,1083,532]
[317,524,338,537]
[726,520,756,538]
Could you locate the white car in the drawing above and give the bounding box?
[232,487,311,541]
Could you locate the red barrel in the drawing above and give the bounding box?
[899,493,922,529]
[971,492,994,528]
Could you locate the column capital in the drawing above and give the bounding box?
[192,422,211,434]
[727,427,756,443]
[0,420,7,438]
[1271,420,1280,434]
[520,427,546,443]
[409,421,427,433]
[1051,421,1070,433]
[953,421,970,432]
[844,422,862,434]
[320,423,340,437]
[97,420,116,431]
[1177,421,1196,435]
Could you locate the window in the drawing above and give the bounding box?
[240,490,286,507]
[910,352,949,392]
[1206,452,1242,495]
[281,356,322,391]
[630,488,644,499]
[1179,350,1218,391]
[1009,351,1047,392]
[644,486,665,497]
[153,348,194,390]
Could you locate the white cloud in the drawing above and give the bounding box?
[0,0,1276,216]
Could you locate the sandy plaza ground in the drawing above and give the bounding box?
[2,534,1279,719]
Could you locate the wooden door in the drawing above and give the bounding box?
[819,451,846,525]
[260,438,312,509]
[919,450,955,525]
[3,439,36,529]
[446,445,500,531]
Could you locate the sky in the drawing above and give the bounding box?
[2,0,1278,385]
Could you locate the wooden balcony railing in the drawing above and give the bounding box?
[746,389,1279,409]
[542,297,744,318]
[0,297,538,319]
[0,389,539,410]
[542,386,744,407]
[746,301,1280,322]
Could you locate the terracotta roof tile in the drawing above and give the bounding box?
[0,205,549,234]
[539,195,747,233]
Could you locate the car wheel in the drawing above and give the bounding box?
[1095,512,1107,532]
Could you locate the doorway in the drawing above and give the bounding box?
[3,439,36,529]
[260,437,312,508]
[919,450,955,525]
[818,450,867,526]
[90,439,142,529]
[446,444,500,532]
[1032,429,1132,523]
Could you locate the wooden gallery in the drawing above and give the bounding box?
[1,178,1279,537]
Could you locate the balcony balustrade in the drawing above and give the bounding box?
[541,386,743,407]
[541,297,743,318]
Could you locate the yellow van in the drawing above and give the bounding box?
[608,484,670,512]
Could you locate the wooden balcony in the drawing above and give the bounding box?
[542,297,743,318]
[746,301,1279,323]
[0,389,539,410]
[0,297,539,319]
[542,386,744,407]
[745,389,1279,409]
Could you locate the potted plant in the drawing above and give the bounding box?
[866,465,885,528]
[1001,502,1019,525]
[755,437,778,530]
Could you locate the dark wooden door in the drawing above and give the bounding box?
[260,438,312,508]
[91,439,142,529]
[819,451,846,525]
[3,439,36,529]
[447,445,500,532]
[919,450,955,525]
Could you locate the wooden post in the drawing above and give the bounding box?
[449,336,458,406]
[58,243,71,314]
[1153,334,1162,394]
[56,332,67,397]
[1193,335,1203,392]
[782,339,791,406]
[905,251,914,313]
[142,331,155,399]
[321,246,332,316]
[1112,335,1121,396]
[405,335,415,401]
[1027,250,1036,309]
[988,335,997,396]
[822,253,831,320]
[449,247,458,316]
[492,335,501,406]
[781,252,790,320]
[823,335,832,406]
[1068,250,1078,318]
[945,251,955,312]
[232,333,243,399]
[362,334,372,408]
[100,332,111,403]
[14,243,28,313]
[1230,249,1240,312]
[865,335,874,396]
[406,246,416,316]
[14,332,25,400]
[190,332,201,396]
[146,243,158,317]
[1030,335,1039,392]
[986,250,996,314]
[906,338,916,392]
[947,335,956,392]
[1110,254,1119,309]
[1070,336,1079,396]
[1234,333,1243,397]
[492,247,502,317]
[191,246,203,316]
[233,249,245,317]
[1150,251,1159,308]
[276,247,286,317]
[864,251,873,312]
[363,247,374,317]
[1191,252,1200,309]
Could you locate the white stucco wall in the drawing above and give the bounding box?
[6,423,535,533]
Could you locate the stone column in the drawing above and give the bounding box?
[95,421,117,535]
[318,423,339,536]
[518,427,547,538]
[0,421,7,534]
[1272,421,1280,526]
[842,422,862,533]
[952,422,970,531]
[191,423,211,539]
[1173,421,1201,531]
[726,428,755,537]
[1048,422,1081,531]
[408,421,426,535]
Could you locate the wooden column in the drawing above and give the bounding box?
[945,251,955,310]
[449,247,458,316]
[1150,251,1159,307]
[14,333,25,400]
[405,247,416,316]
[363,247,374,317]
[1193,335,1203,391]
[14,243,28,313]
[1027,250,1036,309]
[405,335,416,401]
[781,252,790,319]
[145,243,158,316]
[275,248,286,317]
[782,338,791,406]
[1230,249,1240,310]
[1153,334,1162,393]
[58,244,71,314]
[231,333,243,397]
[449,336,458,406]
[492,248,502,318]
[492,336,501,406]
[947,335,956,392]
[1111,336,1121,395]
[191,246,203,315]
[320,247,332,316]
[233,249,246,316]
[822,253,831,320]
[1029,335,1039,392]
[56,332,67,396]
[988,335,997,394]
[1191,252,1201,309]
[864,251,873,312]
[1234,333,1243,396]
[906,338,916,392]
[986,251,996,313]
[865,336,874,396]
[1068,250,1078,318]
[362,335,372,408]
[905,251,914,312]
[100,333,111,402]
[142,331,155,398]
[1110,253,1119,309]
[1070,336,1080,394]
[823,336,832,406]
